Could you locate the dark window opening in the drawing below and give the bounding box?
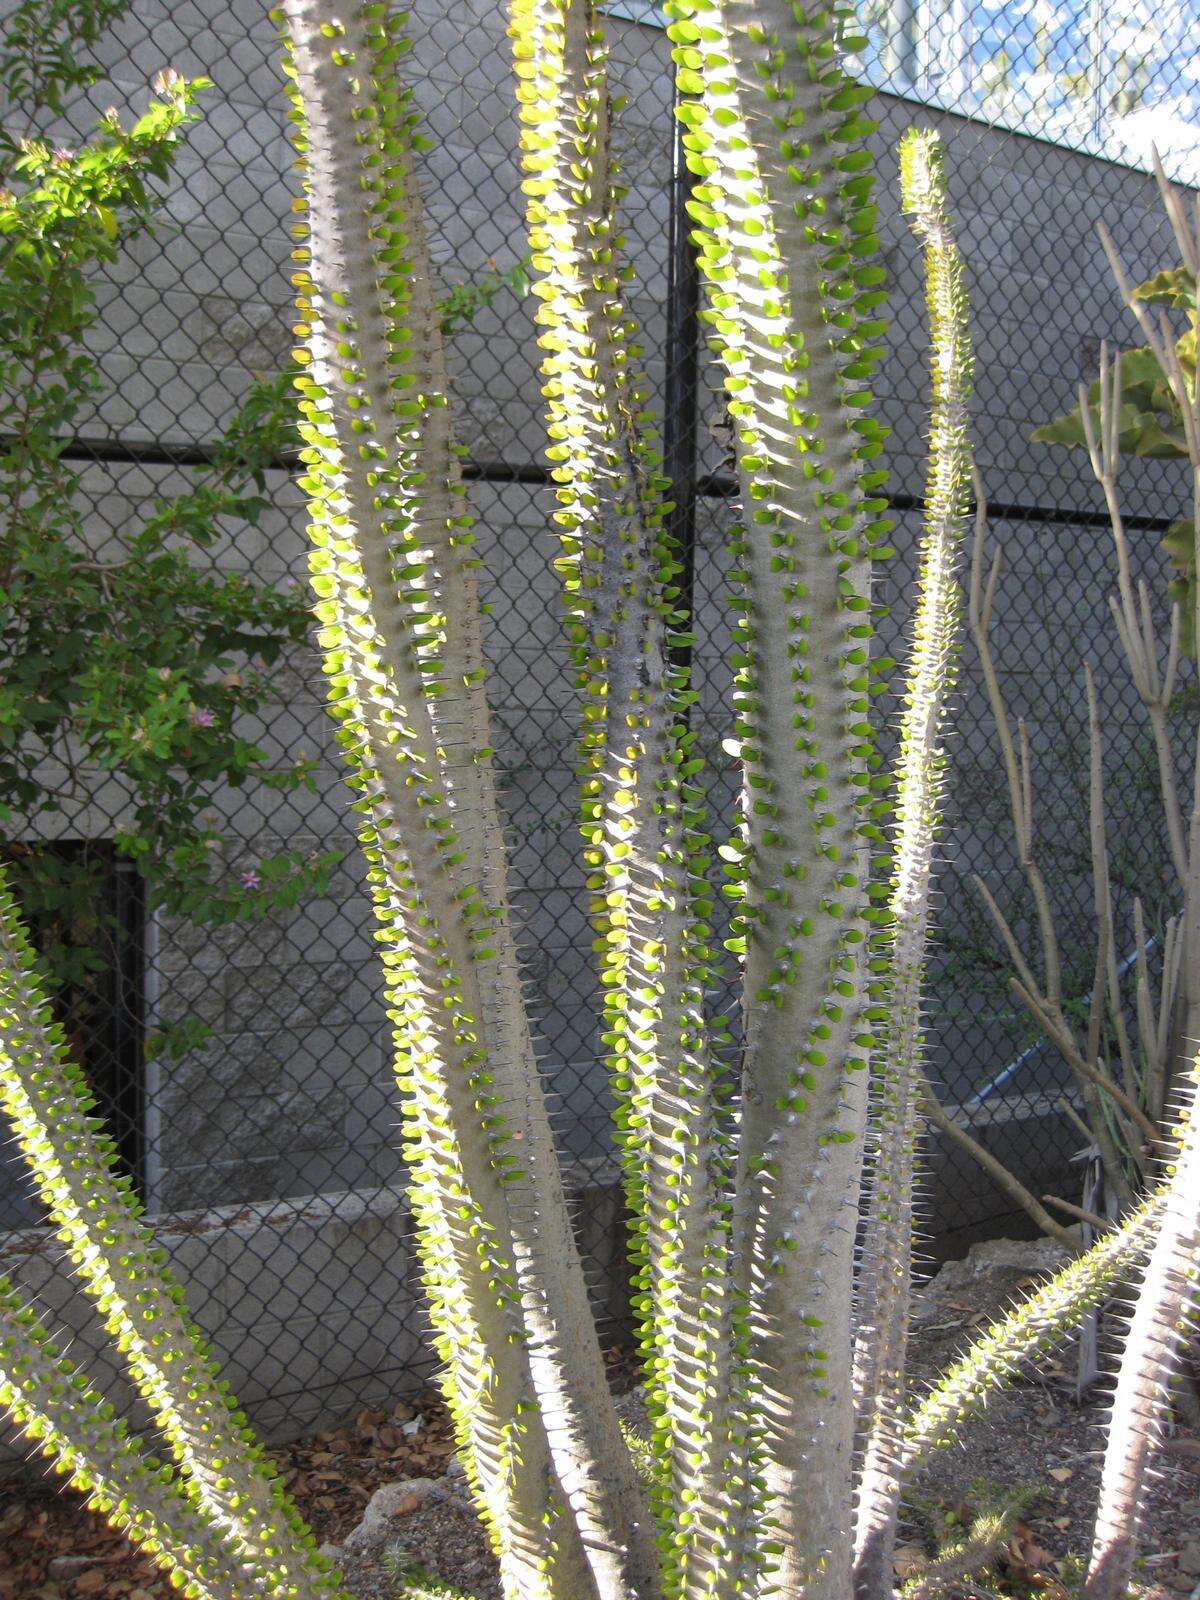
[1,840,145,1229]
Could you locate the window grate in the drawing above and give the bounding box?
[0,841,145,1228]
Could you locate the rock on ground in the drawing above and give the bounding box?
[323,1473,497,1600]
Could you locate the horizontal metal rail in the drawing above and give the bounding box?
[6,434,1182,534]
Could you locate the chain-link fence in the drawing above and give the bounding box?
[0,0,1195,1447]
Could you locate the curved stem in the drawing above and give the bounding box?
[0,874,337,1600]
[281,8,610,1593]
[853,127,973,1600]
[0,1281,262,1600]
[915,1074,1079,1251]
[1085,1066,1200,1600]
[905,1191,1160,1470]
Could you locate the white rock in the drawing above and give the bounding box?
[342,1478,438,1555]
[920,1236,1071,1303]
[48,1556,92,1579]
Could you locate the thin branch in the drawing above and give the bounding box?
[916,1074,1078,1250]
[1042,1194,1112,1232]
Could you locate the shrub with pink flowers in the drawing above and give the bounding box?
[0,19,338,1068]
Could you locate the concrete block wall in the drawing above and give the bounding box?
[0,0,1194,1439]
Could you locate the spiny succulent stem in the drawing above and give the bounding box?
[0,1281,259,1600]
[509,6,728,1596]
[664,2,890,1592]
[905,1191,1161,1471]
[0,872,339,1600]
[852,127,972,1600]
[899,1501,1021,1600]
[282,5,652,1595]
[1085,1065,1200,1600]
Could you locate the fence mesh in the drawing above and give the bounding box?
[0,0,1195,1447]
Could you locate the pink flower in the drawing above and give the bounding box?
[51,146,74,163]
[189,706,215,728]
[240,868,261,890]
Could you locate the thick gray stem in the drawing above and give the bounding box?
[283,8,608,1594]
[512,4,731,1595]
[673,2,890,1591]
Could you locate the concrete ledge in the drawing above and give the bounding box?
[0,1103,1071,1466]
[0,1160,629,1464]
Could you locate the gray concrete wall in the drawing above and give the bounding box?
[0,0,1193,1400]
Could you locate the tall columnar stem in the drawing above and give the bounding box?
[665,3,889,1593]
[0,873,339,1600]
[509,4,730,1595]
[411,36,658,1600]
[280,5,650,1597]
[852,128,972,1600]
